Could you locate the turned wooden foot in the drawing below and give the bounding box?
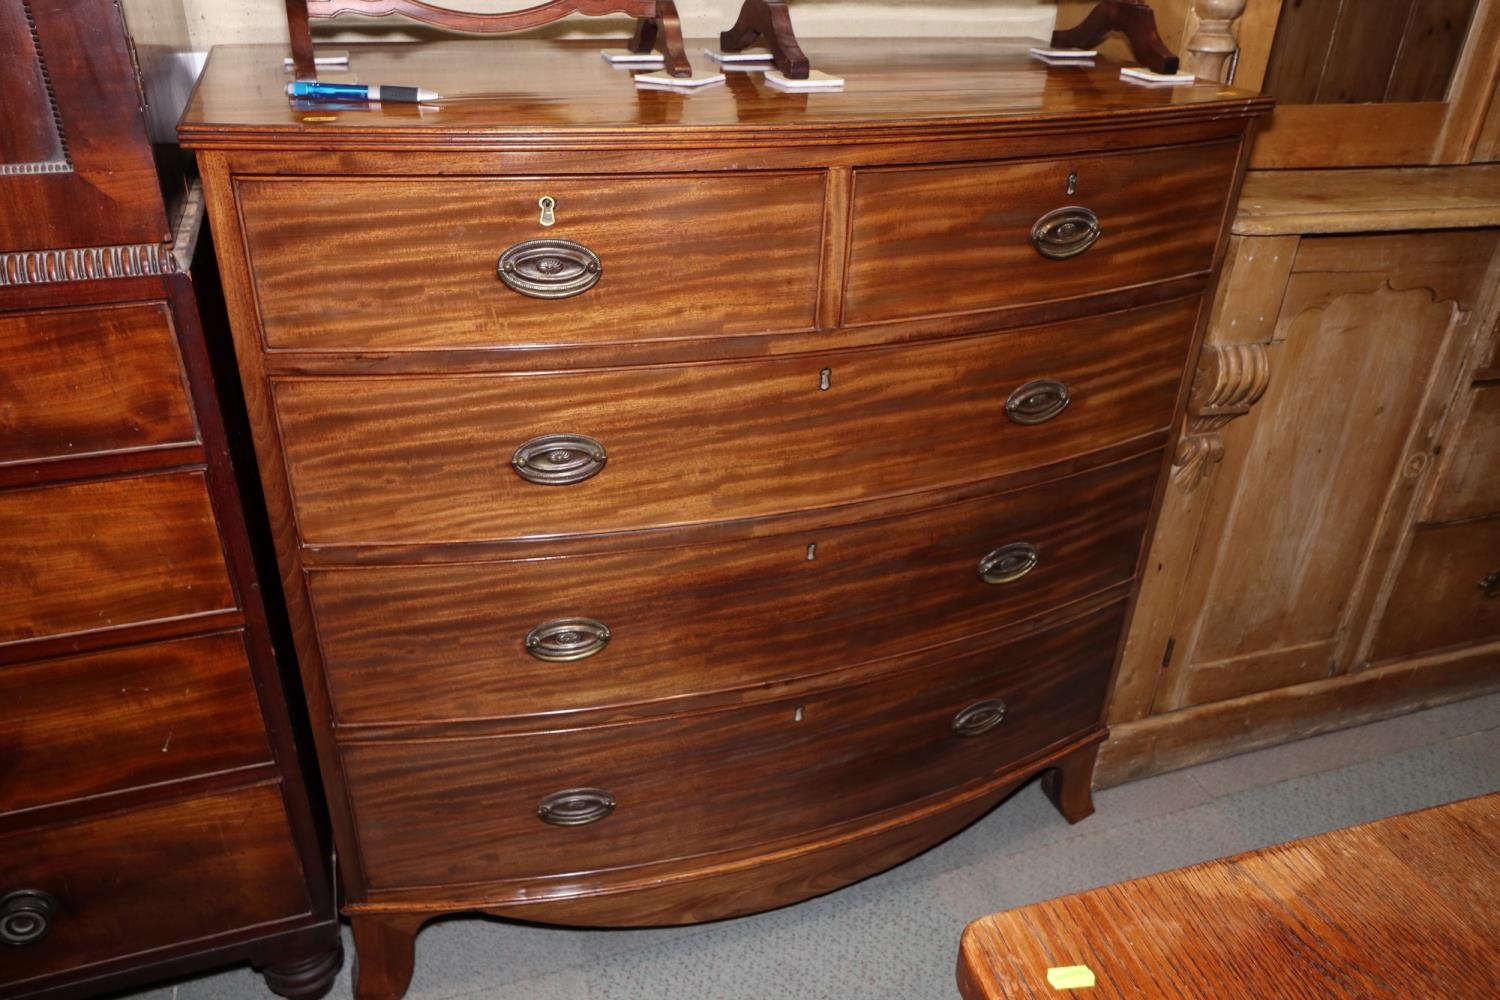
[1041,740,1100,824]
[351,912,427,1000]
[261,944,344,1000]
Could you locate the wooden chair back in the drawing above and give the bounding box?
[284,0,689,79]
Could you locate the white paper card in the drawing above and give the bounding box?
[1027,46,1097,59]
[602,49,664,64]
[1120,66,1197,86]
[283,50,351,70]
[765,69,845,91]
[704,47,775,63]
[633,71,727,89]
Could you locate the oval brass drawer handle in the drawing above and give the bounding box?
[1482,570,1500,599]
[512,434,607,486]
[497,238,602,299]
[538,788,616,827]
[952,698,1007,737]
[525,617,612,662]
[1,890,58,946]
[979,542,1039,585]
[1031,206,1101,260]
[1005,379,1070,425]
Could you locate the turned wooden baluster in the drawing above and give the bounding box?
[1182,0,1250,83]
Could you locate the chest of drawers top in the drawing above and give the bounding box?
[180,37,1268,150]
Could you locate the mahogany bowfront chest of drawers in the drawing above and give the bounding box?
[181,38,1271,999]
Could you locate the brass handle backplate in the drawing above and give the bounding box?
[1006,379,1071,425]
[979,542,1039,585]
[952,698,1007,737]
[1,890,57,947]
[525,618,612,662]
[512,434,607,486]
[538,788,616,827]
[1031,206,1101,260]
[498,238,601,298]
[1482,570,1500,599]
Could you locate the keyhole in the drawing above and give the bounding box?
[806,543,817,561]
[793,706,805,723]
[819,368,832,391]
[538,196,556,227]
[1066,172,1078,196]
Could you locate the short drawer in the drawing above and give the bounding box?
[341,601,1123,890]
[310,453,1158,724]
[844,142,1239,325]
[237,173,825,351]
[1369,517,1500,662]
[275,297,1195,545]
[1427,383,1500,523]
[0,472,236,645]
[0,302,197,467]
[0,632,272,814]
[0,785,311,988]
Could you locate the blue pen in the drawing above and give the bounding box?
[286,80,440,103]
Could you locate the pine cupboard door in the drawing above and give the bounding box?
[1235,0,1500,167]
[1112,229,1499,725]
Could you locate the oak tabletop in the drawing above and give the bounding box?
[957,791,1500,999]
[179,37,1270,149]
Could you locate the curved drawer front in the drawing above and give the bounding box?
[0,303,197,467]
[0,786,311,987]
[310,453,1158,724]
[342,600,1124,890]
[274,298,1194,545]
[0,633,272,813]
[0,472,235,646]
[845,142,1239,325]
[237,173,825,351]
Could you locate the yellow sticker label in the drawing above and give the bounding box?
[1046,965,1097,990]
[301,116,338,122]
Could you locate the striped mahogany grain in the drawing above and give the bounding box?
[0,472,236,645]
[958,793,1500,999]
[309,452,1159,725]
[845,141,1239,326]
[273,298,1196,545]
[0,302,198,467]
[1,784,312,987]
[237,172,824,351]
[0,632,272,814]
[341,601,1124,891]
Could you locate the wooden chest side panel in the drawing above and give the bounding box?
[310,454,1158,725]
[0,302,198,467]
[844,142,1239,325]
[0,632,272,813]
[0,472,236,645]
[273,299,1195,545]
[342,601,1124,891]
[237,174,826,351]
